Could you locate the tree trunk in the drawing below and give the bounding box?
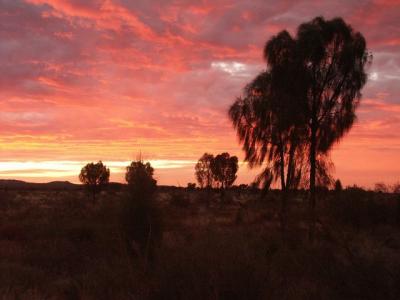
[286,141,296,189]
[309,124,317,242]
[279,143,287,241]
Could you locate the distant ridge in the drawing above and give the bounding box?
[0,179,188,191]
[0,179,80,190]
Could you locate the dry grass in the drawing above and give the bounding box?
[0,188,399,299]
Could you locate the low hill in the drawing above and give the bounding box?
[0,179,79,190]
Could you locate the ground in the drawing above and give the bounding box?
[0,187,399,299]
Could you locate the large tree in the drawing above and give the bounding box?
[229,67,306,192]
[294,17,371,240]
[229,34,307,234]
[230,17,369,240]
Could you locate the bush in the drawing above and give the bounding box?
[334,179,343,192]
[125,160,156,196]
[121,194,163,265]
[187,183,196,190]
[121,160,162,265]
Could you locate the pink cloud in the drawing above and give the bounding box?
[0,0,399,186]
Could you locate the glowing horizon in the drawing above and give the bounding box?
[0,0,399,188]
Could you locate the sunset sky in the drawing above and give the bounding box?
[0,0,399,187]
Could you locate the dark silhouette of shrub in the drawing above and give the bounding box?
[121,192,162,266]
[187,183,196,190]
[334,179,343,192]
[125,160,157,195]
[79,161,110,203]
[121,160,162,266]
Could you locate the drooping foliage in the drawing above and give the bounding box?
[296,17,370,152]
[229,45,307,191]
[295,17,371,239]
[230,16,370,240]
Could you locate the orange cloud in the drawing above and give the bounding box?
[0,0,399,187]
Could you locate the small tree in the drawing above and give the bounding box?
[123,160,161,265]
[79,161,110,203]
[195,153,215,188]
[334,179,343,192]
[126,160,157,196]
[210,152,239,189]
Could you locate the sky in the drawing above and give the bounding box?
[0,0,399,187]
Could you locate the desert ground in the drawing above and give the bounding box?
[0,186,399,299]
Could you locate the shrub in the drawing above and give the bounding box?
[187,183,196,190]
[125,160,156,196]
[121,194,163,265]
[121,160,162,265]
[334,179,343,192]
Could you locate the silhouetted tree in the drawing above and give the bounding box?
[122,160,161,266]
[297,17,370,240]
[229,32,309,236]
[334,179,343,192]
[253,17,370,240]
[79,161,110,203]
[210,152,239,189]
[195,153,215,188]
[125,160,157,196]
[231,17,370,241]
[230,69,307,192]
